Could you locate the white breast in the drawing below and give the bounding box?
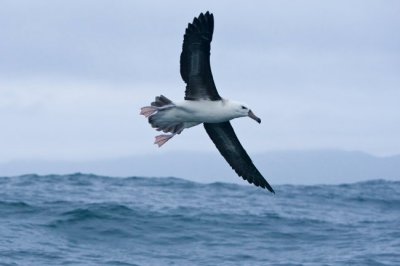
[172,100,238,123]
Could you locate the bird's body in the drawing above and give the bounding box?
[140,12,275,193]
[156,100,249,124]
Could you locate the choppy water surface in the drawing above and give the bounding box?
[0,174,399,265]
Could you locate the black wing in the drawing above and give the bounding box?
[204,122,275,193]
[180,12,221,101]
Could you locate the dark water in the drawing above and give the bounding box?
[0,174,399,266]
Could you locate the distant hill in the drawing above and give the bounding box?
[1,150,399,185]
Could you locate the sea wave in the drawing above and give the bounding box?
[1,174,399,265]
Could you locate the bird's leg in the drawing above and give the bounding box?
[140,106,158,118]
[154,134,176,147]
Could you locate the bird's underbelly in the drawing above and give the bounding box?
[162,103,234,123]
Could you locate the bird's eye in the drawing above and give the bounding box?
[241,106,246,109]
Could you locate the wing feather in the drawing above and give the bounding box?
[180,12,221,101]
[204,122,275,193]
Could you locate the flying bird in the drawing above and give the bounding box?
[140,12,274,193]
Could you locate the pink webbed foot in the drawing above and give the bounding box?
[140,106,158,118]
[154,134,174,147]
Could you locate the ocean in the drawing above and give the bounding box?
[0,174,399,266]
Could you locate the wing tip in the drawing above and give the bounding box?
[260,180,275,194]
[257,179,276,194]
[201,11,212,16]
[266,184,275,194]
[183,11,214,41]
[194,11,214,30]
[238,171,275,193]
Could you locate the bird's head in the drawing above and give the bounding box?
[231,102,261,123]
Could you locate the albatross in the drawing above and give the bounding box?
[140,12,274,193]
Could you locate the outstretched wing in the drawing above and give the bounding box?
[180,12,221,101]
[204,122,275,193]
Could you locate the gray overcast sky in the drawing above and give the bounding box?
[0,0,399,163]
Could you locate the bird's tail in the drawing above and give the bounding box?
[140,95,174,118]
[140,94,183,136]
[150,95,173,108]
